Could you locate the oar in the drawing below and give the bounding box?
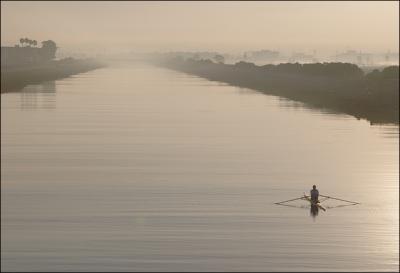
[319,194,360,204]
[274,196,306,205]
[274,203,309,209]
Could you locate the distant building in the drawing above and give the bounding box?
[1,40,57,68]
[333,50,374,65]
[384,51,399,64]
[244,50,280,63]
[288,52,316,63]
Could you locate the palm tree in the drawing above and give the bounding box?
[33,40,37,47]
[20,38,24,47]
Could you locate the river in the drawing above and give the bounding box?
[1,62,398,271]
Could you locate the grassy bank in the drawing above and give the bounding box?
[159,58,399,125]
[1,58,105,92]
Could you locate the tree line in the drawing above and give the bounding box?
[159,57,399,124]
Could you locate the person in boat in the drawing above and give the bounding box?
[310,185,319,204]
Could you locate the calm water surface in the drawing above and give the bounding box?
[1,63,399,271]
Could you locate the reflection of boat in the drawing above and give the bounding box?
[275,193,360,213]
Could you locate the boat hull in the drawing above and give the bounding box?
[303,195,326,211]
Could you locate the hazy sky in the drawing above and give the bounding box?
[1,1,399,54]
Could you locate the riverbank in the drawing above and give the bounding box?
[158,58,399,125]
[1,58,106,92]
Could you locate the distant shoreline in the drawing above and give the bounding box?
[158,58,399,125]
[1,58,106,93]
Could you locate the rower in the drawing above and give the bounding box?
[310,185,319,204]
